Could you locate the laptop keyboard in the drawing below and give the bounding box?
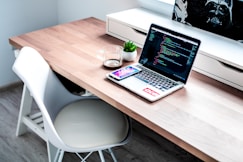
[134,65,178,91]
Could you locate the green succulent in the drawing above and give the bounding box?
[123,41,137,52]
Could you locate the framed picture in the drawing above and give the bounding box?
[172,0,243,43]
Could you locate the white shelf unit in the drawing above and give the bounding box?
[106,8,243,91]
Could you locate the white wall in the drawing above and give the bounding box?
[57,0,139,23]
[1,0,171,88]
[0,0,58,88]
[137,0,174,18]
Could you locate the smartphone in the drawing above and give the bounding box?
[109,65,141,80]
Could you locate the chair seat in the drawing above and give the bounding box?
[13,47,131,161]
[54,99,129,149]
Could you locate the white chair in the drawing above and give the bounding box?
[12,46,131,162]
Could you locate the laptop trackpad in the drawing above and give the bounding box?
[120,77,163,101]
[120,76,147,88]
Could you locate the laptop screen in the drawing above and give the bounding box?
[139,24,201,83]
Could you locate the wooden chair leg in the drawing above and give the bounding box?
[108,148,117,162]
[98,150,105,162]
[16,84,33,136]
[47,141,64,162]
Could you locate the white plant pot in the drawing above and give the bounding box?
[122,50,137,61]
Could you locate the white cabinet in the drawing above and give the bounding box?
[106,8,243,91]
[107,19,146,47]
[194,52,243,89]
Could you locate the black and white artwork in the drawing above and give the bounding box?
[172,0,243,43]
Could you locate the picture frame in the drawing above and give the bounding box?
[172,0,243,43]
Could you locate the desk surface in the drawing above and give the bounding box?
[9,17,243,162]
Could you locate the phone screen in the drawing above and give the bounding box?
[109,66,141,80]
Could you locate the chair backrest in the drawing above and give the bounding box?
[12,46,80,147]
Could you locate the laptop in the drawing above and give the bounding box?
[106,23,201,102]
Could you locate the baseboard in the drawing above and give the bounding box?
[0,81,23,92]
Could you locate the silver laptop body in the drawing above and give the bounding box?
[107,23,201,102]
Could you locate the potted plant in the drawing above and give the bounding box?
[122,40,137,61]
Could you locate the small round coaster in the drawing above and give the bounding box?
[103,59,122,69]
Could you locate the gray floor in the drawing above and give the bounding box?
[0,83,203,162]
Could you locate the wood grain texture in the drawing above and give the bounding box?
[9,17,243,162]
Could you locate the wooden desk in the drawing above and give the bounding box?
[9,17,243,162]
